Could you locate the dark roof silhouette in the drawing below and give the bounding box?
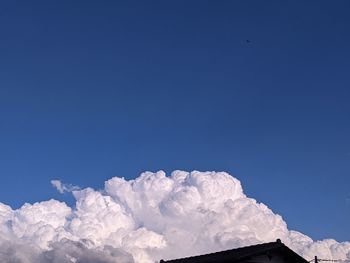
[160,239,308,263]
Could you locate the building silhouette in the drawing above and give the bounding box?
[160,239,308,263]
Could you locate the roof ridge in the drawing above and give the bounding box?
[161,240,285,263]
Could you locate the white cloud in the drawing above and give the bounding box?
[0,171,349,263]
[51,180,80,194]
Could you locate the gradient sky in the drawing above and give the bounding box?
[0,1,349,242]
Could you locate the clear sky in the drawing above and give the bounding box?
[0,1,349,242]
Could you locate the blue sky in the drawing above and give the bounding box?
[0,1,349,242]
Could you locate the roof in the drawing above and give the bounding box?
[160,239,309,263]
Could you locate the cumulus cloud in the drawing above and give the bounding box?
[0,171,349,263]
